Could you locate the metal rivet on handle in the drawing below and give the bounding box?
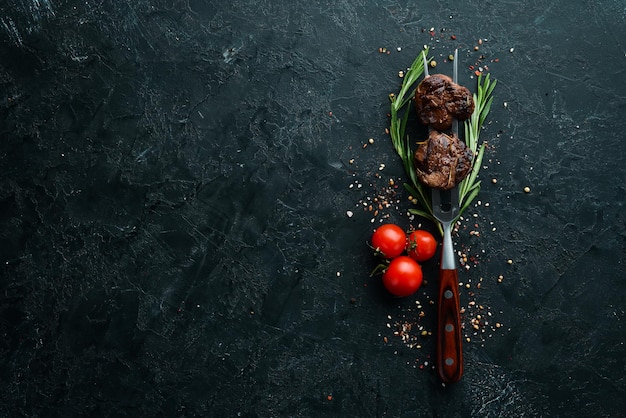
[445,324,454,332]
[445,358,454,366]
[444,290,453,299]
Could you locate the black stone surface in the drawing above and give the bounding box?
[1,0,625,416]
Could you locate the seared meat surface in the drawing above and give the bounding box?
[414,74,474,131]
[414,130,473,190]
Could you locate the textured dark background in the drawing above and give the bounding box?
[1,0,625,416]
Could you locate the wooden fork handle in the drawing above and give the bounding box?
[437,267,463,384]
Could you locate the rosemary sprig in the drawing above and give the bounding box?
[388,49,438,225]
[388,50,496,229]
[458,73,497,214]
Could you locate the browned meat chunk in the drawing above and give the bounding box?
[413,130,473,190]
[414,74,474,131]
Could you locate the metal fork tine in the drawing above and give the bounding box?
[450,187,459,219]
[451,49,459,136]
[431,187,441,212]
[452,49,458,83]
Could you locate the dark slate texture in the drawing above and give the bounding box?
[1,0,625,416]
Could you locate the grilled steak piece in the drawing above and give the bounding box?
[414,130,473,190]
[414,74,474,131]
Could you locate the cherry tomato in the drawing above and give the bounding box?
[407,230,438,262]
[371,224,407,259]
[382,256,423,296]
